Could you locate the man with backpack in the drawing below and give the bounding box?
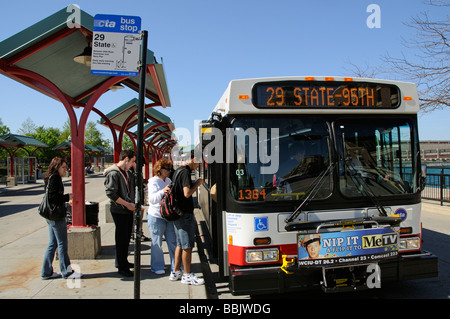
[170,156,204,285]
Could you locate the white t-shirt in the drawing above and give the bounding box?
[147,175,171,218]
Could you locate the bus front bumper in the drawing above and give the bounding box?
[229,251,438,295]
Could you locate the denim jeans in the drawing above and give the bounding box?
[173,213,196,249]
[41,218,71,278]
[148,215,177,272]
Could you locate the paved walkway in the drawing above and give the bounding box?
[0,176,208,299]
[0,177,448,299]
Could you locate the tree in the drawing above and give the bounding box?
[29,126,63,164]
[345,1,449,113]
[0,118,10,137]
[0,118,10,163]
[18,117,37,135]
[60,118,71,143]
[122,134,134,150]
[382,0,449,112]
[85,121,110,148]
[344,58,382,78]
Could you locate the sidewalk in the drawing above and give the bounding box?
[1,178,448,299]
[421,198,450,216]
[0,176,208,299]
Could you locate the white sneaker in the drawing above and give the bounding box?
[42,272,61,280]
[181,273,205,285]
[169,271,182,281]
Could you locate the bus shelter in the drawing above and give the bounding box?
[53,141,110,172]
[0,133,48,186]
[98,98,175,178]
[0,7,171,236]
[92,145,110,172]
[139,122,176,178]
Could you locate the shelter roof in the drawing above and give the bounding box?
[0,134,48,148]
[84,144,100,152]
[0,7,170,107]
[99,98,175,134]
[139,122,172,141]
[95,145,112,153]
[53,141,110,153]
[53,141,72,151]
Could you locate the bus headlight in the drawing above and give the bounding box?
[399,237,420,251]
[246,248,279,263]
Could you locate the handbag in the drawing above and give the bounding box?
[38,175,67,220]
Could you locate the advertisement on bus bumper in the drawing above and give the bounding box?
[297,227,399,267]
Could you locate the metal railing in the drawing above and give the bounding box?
[421,170,450,206]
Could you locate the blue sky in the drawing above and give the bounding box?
[0,0,448,145]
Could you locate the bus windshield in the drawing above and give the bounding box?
[336,118,416,197]
[228,117,417,202]
[229,118,332,201]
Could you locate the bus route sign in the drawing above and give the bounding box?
[91,14,141,77]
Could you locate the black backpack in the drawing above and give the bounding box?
[160,168,183,221]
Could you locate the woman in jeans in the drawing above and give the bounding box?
[147,158,177,276]
[41,157,81,280]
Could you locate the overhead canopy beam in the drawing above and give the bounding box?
[0,7,172,227]
[99,98,175,176]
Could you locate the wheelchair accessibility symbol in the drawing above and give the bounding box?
[395,208,408,221]
[254,217,269,232]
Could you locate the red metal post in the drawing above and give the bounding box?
[70,76,127,227]
[9,153,14,177]
[70,131,86,227]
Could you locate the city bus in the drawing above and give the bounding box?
[197,76,438,295]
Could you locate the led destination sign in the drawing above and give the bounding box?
[252,81,400,109]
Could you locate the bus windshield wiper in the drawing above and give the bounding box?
[285,162,334,224]
[345,158,388,217]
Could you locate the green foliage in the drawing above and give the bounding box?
[0,118,11,161]
[0,118,10,136]
[122,134,134,150]
[28,126,63,163]
[85,121,109,148]
[0,117,112,164]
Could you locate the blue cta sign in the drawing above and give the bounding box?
[93,14,141,33]
[91,14,142,77]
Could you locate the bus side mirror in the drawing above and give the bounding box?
[420,164,427,191]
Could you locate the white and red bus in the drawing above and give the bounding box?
[197,76,438,295]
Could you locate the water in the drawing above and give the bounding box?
[425,166,450,175]
[402,166,450,175]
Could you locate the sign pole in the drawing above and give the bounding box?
[134,29,148,300]
[90,13,143,299]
